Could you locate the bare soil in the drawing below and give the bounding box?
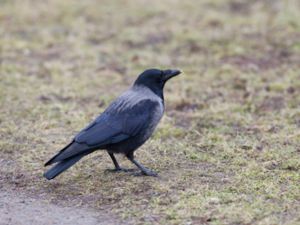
[0,190,119,225]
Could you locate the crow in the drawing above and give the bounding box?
[44,68,181,180]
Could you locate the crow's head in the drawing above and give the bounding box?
[134,68,181,98]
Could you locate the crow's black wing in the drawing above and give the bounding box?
[75,99,159,145]
[46,99,160,164]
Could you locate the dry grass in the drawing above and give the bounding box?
[1,0,300,224]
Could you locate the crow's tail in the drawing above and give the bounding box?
[43,153,85,180]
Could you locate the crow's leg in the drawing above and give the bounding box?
[108,152,121,170]
[126,152,157,177]
[107,152,131,172]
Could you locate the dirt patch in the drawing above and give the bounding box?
[0,190,120,225]
[228,0,253,15]
[257,96,286,112]
[222,49,292,71]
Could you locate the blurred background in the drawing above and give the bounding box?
[1,0,300,224]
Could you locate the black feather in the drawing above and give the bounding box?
[44,153,87,180]
[44,142,91,166]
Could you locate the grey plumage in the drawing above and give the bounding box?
[44,68,181,179]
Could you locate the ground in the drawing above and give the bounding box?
[0,190,117,225]
[0,0,300,224]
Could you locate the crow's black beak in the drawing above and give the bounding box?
[163,69,181,81]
